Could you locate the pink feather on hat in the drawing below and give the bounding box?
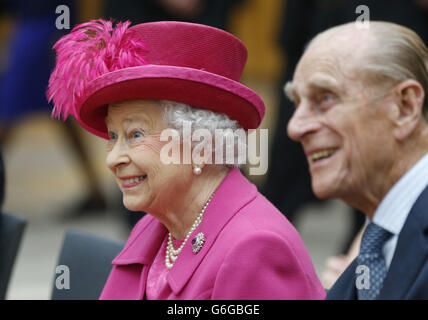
[47,19,148,121]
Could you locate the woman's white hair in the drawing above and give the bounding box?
[160,100,247,167]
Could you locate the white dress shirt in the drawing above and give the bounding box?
[370,152,428,270]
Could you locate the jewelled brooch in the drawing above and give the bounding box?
[192,232,205,254]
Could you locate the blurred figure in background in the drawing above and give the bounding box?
[0,141,4,210]
[0,0,107,217]
[103,0,243,29]
[0,142,3,234]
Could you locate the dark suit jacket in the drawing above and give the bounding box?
[0,142,4,209]
[327,185,428,299]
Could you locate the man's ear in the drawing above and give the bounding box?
[391,79,425,141]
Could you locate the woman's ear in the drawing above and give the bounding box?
[391,79,425,141]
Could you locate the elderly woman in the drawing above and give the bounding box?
[47,19,325,300]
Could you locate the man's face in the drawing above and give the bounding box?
[287,37,395,203]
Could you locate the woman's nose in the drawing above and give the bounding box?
[106,140,131,170]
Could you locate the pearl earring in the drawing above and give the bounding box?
[193,165,202,175]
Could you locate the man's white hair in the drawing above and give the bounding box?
[309,21,428,120]
[363,22,428,119]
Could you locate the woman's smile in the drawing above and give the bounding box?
[120,175,147,188]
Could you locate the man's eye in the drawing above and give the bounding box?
[318,93,335,110]
[322,94,334,102]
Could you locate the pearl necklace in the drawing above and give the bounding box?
[165,195,213,269]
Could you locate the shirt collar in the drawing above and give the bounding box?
[373,152,428,236]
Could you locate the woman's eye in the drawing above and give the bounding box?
[106,131,117,151]
[129,130,145,141]
[108,131,117,141]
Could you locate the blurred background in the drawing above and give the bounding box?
[0,0,427,299]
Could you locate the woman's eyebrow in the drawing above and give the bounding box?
[122,115,150,126]
[105,115,150,126]
[105,116,113,127]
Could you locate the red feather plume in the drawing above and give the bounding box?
[47,19,148,121]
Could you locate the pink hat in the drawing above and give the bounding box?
[47,19,265,139]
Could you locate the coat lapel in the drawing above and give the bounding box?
[167,168,258,295]
[113,217,168,265]
[378,185,428,300]
[109,217,168,299]
[326,260,358,300]
[106,168,257,299]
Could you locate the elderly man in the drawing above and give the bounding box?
[286,21,428,300]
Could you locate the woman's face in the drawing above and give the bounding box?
[105,99,192,213]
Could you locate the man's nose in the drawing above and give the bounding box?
[287,103,320,142]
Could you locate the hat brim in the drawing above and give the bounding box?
[78,65,265,139]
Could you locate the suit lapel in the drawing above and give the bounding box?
[329,186,428,300]
[378,186,428,300]
[326,260,358,300]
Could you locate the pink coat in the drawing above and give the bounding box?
[100,168,326,300]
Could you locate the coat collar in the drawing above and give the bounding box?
[112,216,167,266]
[326,259,358,300]
[378,184,428,299]
[111,167,258,295]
